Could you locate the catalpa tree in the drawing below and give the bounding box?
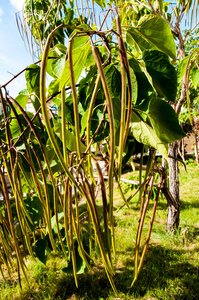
[0,0,188,293]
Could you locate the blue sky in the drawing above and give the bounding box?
[0,0,32,97]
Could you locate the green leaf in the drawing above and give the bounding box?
[135,96,186,143]
[191,67,199,89]
[177,56,189,83]
[142,50,177,102]
[46,44,67,78]
[25,64,40,93]
[147,97,186,143]
[53,44,67,55]
[9,113,29,139]
[62,253,86,275]
[104,64,124,134]
[25,64,41,111]
[59,41,91,89]
[34,238,48,265]
[62,239,88,275]
[69,25,90,49]
[104,64,138,131]
[130,66,138,105]
[79,65,97,91]
[51,57,65,79]
[47,56,65,79]
[129,57,152,104]
[48,79,60,97]
[24,196,43,230]
[104,64,121,98]
[51,212,64,234]
[14,89,29,115]
[54,118,86,152]
[94,0,106,9]
[112,97,121,133]
[129,110,168,158]
[81,108,89,136]
[126,15,176,60]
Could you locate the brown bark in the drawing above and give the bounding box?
[180,138,185,161]
[167,141,180,231]
[194,132,199,164]
[165,21,186,231]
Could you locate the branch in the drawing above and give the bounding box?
[184,21,199,42]
[147,0,157,14]
[176,0,189,25]
[0,60,40,88]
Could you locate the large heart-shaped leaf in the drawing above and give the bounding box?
[134,96,186,144]
[25,64,40,93]
[126,15,176,60]
[142,50,177,102]
[147,97,186,143]
[46,44,67,79]
[24,196,44,230]
[130,110,168,158]
[59,41,91,89]
[34,238,48,265]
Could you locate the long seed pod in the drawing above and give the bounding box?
[7,95,57,251]
[7,95,63,209]
[86,74,101,182]
[68,38,82,160]
[0,90,32,277]
[83,177,118,295]
[91,40,116,258]
[117,175,152,211]
[61,86,69,166]
[0,168,28,285]
[63,176,70,251]
[132,187,160,287]
[74,0,82,23]
[68,181,78,287]
[0,89,14,193]
[133,175,155,285]
[94,160,111,261]
[81,177,114,276]
[0,210,13,253]
[39,25,81,192]
[0,210,14,280]
[116,17,127,179]
[12,158,33,256]
[71,195,91,272]
[32,147,67,255]
[115,13,132,153]
[113,169,130,209]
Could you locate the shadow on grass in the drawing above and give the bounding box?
[17,245,199,300]
[128,245,199,299]
[118,200,168,213]
[179,200,199,210]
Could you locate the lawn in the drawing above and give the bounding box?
[0,162,199,300]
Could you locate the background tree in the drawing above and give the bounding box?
[179,28,199,163]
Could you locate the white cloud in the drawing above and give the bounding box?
[0,7,4,22]
[10,0,25,12]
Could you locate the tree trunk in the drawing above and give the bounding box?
[166,141,180,231]
[194,132,199,164]
[181,138,185,161]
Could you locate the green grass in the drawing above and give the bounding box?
[0,163,199,299]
